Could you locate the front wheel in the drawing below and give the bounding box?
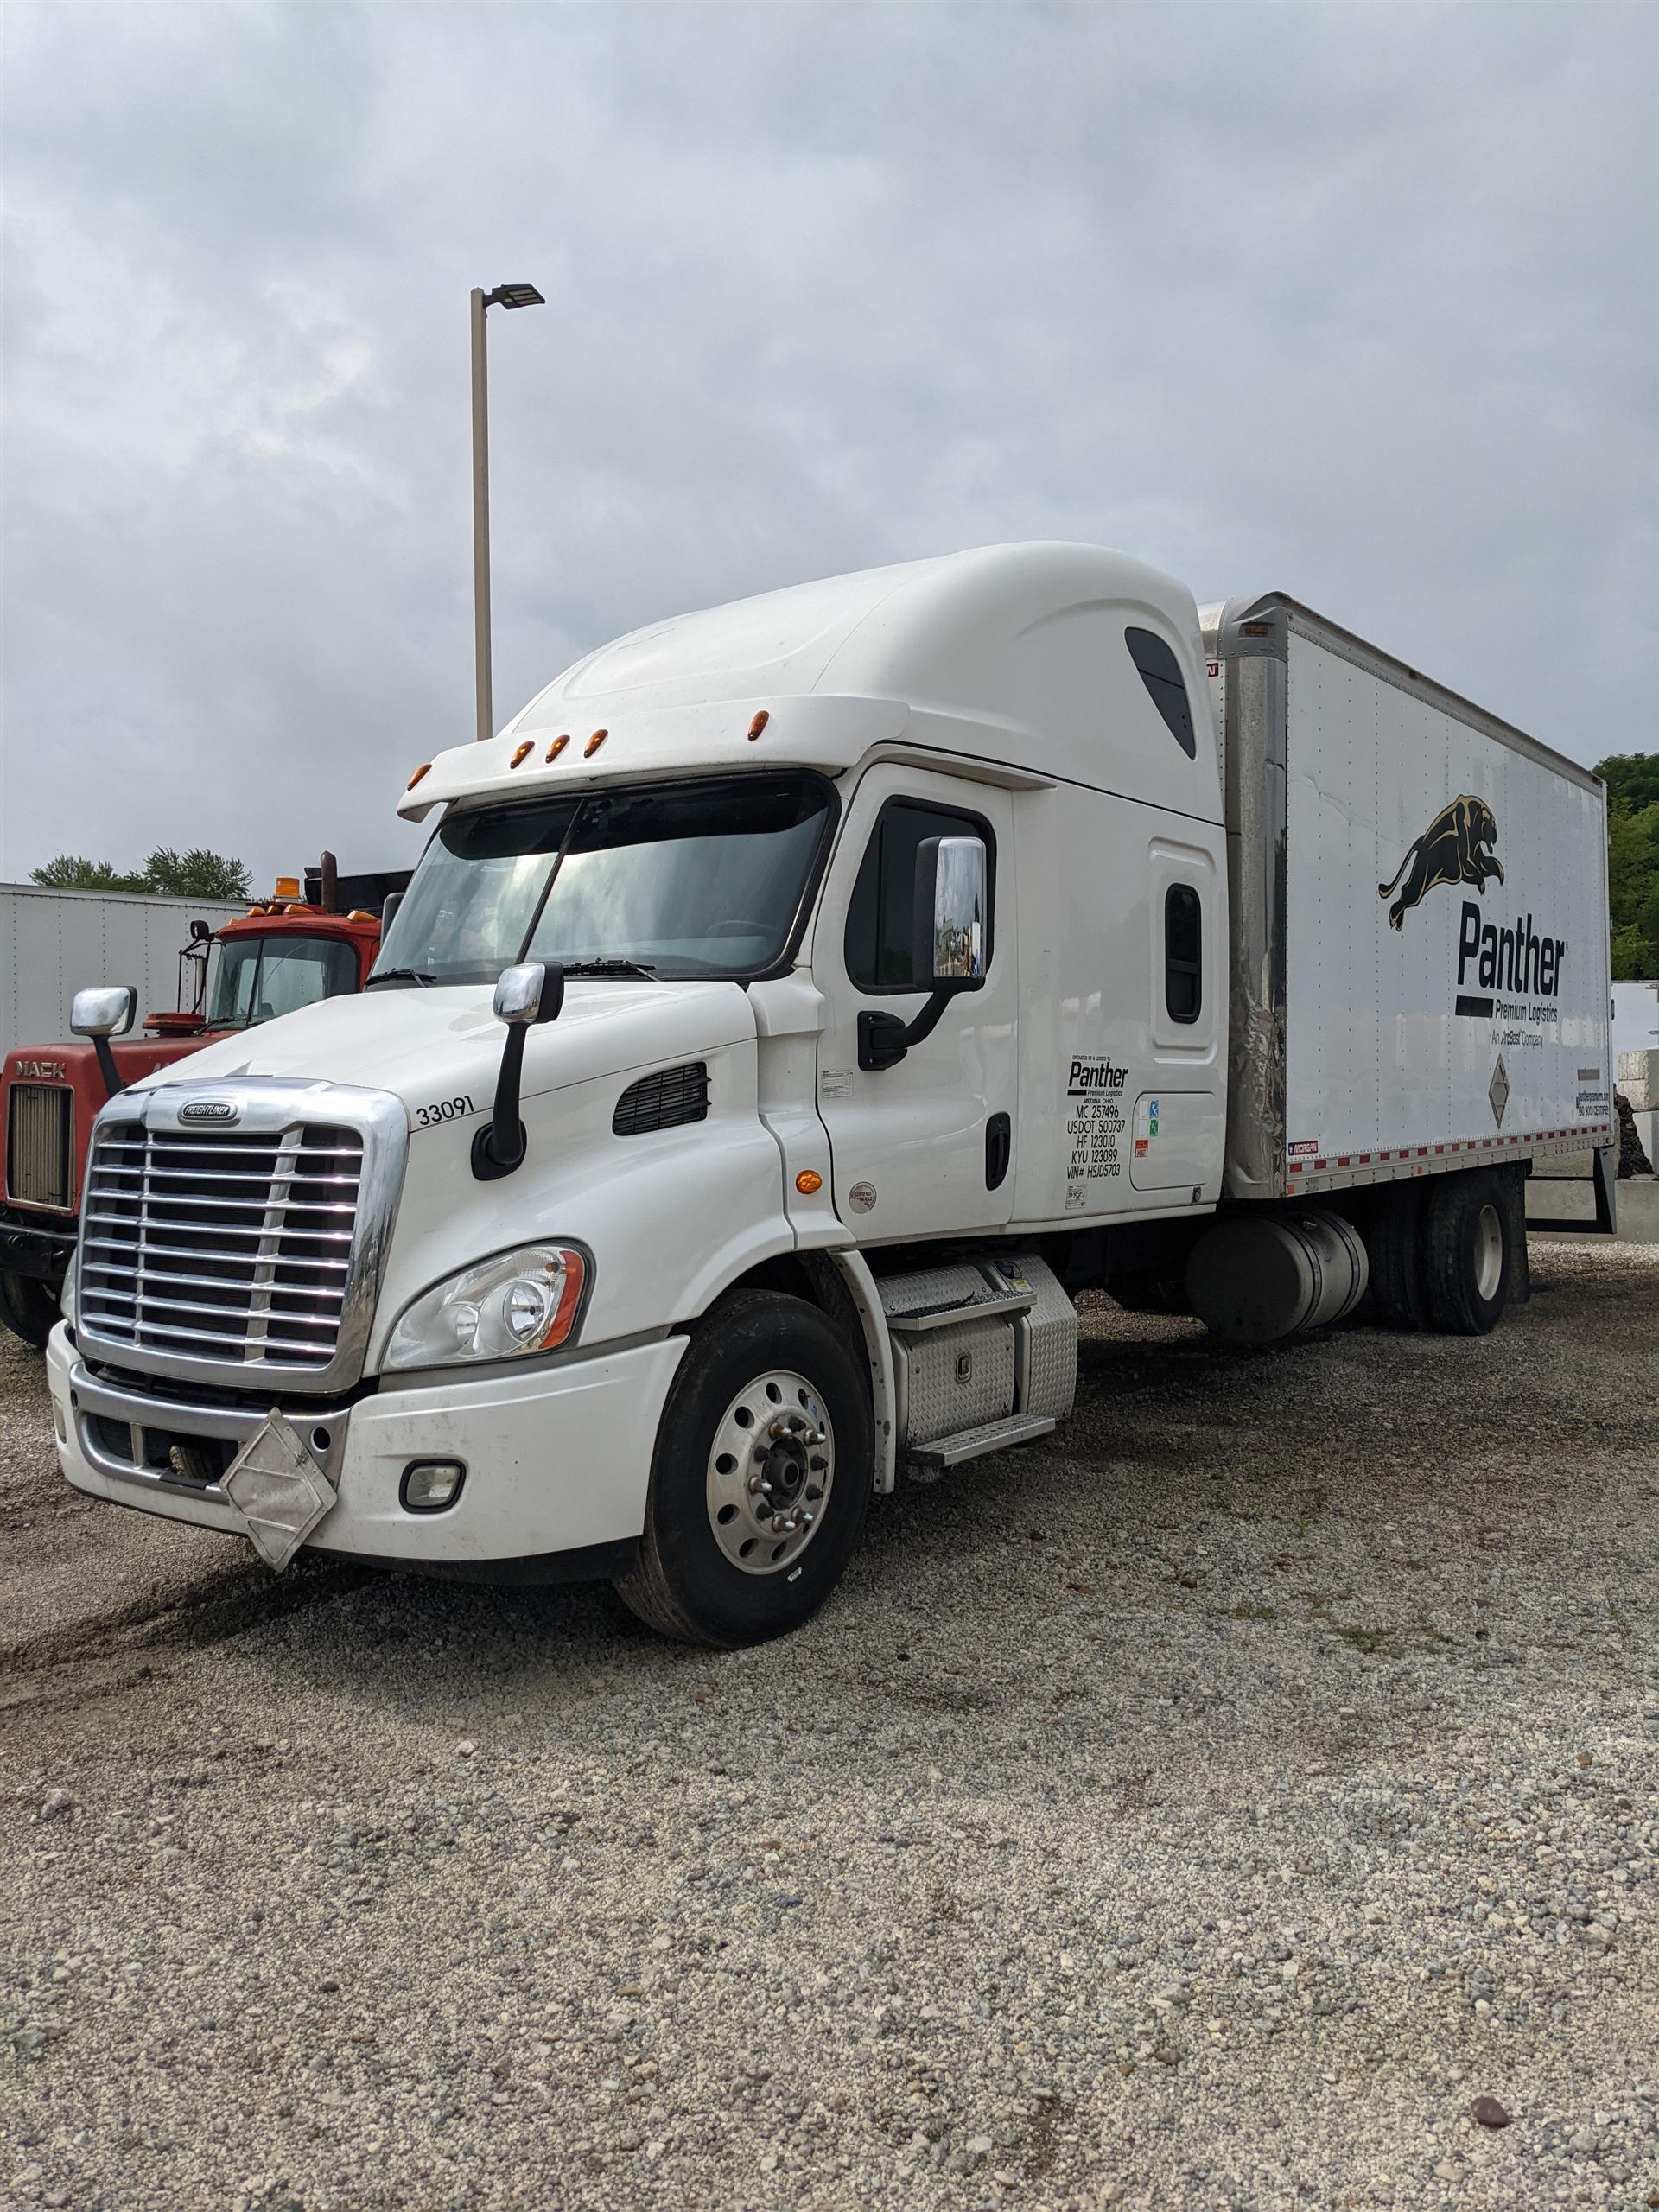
[614,1290,872,1647]
[0,1271,60,1351]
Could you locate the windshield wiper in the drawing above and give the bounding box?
[365,968,437,988]
[557,958,658,979]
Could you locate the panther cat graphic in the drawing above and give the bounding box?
[1378,795,1503,931]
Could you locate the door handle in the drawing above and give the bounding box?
[985,1112,1011,1191]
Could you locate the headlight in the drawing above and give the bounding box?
[385,1243,588,1371]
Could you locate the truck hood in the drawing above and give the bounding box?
[127,981,756,1118]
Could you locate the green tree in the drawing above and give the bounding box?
[28,855,147,892]
[1596,752,1659,982]
[29,846,252,901]
[140,847,253,900]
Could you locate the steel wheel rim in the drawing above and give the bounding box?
[706,1369,834,1576]
[1473,1202,1503,1301]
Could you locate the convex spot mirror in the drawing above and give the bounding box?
[913,836,988,989]
[71,984,138,1039]
[493,961,565,1027]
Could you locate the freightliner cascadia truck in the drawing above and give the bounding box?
[2,858,408,1348]
[46,545,1613,1645]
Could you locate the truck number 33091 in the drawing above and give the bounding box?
[416,1095,476,1128]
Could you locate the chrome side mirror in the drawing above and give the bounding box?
[72,984,138,1101]
[474,963,566,1180]
[72,984,138,1039]
[913,836,988,988]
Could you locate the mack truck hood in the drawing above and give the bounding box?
[126,981,757,1119]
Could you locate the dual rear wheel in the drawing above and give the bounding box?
[1366,1167,1519,1336]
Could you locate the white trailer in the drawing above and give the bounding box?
[0,884,239,1059]
[45,544,1614,1645]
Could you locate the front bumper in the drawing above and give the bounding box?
[1,1208,75,1287]
[48,1327,687,1574]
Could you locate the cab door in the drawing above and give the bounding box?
[810,766,1018,1240]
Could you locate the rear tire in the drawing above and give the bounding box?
[0,1271,59,1351]
[614,1290,872,1648]
[1363,1181,1429,1331]
[1424,1170,1511,1336]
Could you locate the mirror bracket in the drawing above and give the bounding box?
[857,989,963,1073]
[472,963,564,1181]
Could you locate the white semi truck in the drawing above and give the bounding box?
[48,544,1614,1645]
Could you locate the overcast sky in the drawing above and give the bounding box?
[2,2,1655,890]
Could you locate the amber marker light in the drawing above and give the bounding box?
[794,1170,823,1195]
[747,710,770,741]
[544,735,569,762]
[510,741,534,768]
[584,728,609,758]
[407,762,432,790]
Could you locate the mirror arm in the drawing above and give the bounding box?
[92,1037,124,1101]
[857,984,969,1073]
[472,1026,529,1180]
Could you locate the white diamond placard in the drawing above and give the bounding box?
[223,1410,338,1573]
[1489,1054,1510,1129]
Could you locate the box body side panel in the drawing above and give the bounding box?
[1281,634,1611,1171]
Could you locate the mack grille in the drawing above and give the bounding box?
[7,1084,73,1210]
[79,1122,362,1369]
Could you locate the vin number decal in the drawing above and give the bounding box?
[416,1094,476,1128]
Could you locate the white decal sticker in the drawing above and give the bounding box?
[848,1180,877,1214]
[820,1067,854,1099]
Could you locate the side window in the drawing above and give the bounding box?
[845,798,993,991]
[1165,883,1202,1023]
[1127,628,1198,760]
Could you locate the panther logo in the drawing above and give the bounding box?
[1378,795,1503,931]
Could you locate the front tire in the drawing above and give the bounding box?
[615,1290,872,1648]
[0,1271,59,1351]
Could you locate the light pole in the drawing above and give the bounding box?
[471,281,545,742]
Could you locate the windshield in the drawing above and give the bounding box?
[372,773,835,985]
[208,935,359,1027]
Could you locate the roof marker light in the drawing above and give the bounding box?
[407,762,432,790]
[510,741,534,768]
[748,710,770,741]
[545,735,569,762]
[584,728,608,758]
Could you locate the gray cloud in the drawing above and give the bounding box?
[2,1,1654,888]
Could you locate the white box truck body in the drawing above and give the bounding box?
[44,544,1614,1645]
[0,885,240,1059]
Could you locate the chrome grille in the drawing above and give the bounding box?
[7,1084,73,1210]
[79,1122,363,1370]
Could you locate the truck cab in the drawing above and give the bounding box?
[43,545,1226,1638]
[1,874,398,1345]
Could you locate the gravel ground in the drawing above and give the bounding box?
[3,1241,1656,2212]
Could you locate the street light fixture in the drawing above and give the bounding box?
[471,281,546,742]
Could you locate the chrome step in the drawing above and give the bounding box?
[906,1413,1056,1470]
[885,1288,1034,1334]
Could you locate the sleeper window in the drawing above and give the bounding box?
[1165,883,1202,1023]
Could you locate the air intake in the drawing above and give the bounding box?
[613,1063,709,1137]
